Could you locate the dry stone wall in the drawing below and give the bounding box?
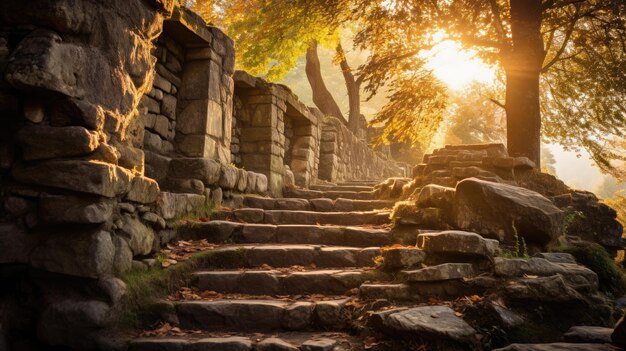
[233,71,321,196]
[0,0,176,348]
[319,116,409,182]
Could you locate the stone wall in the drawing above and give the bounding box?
[319,116,408,182]
[233,71,321,196]
[0,0,176,348]
[138,8,269,213]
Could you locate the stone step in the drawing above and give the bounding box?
[283,188,375,200]
[130,332,356,351]
[192,269,371,295]
[359,281,475,301]
[214,208,391,226]
[338,180,381,186]
[175,298,352,331]
[309,184,374,192]
[180,221,392,247]
[242,196,395,212]
[203,244,381,268]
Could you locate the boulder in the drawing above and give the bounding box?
[168,158,220,186]
[382,306,477,343]
[30,230,114,278]
[417,230,499,259]
[454,178,564,246]
[17,125,99,161]
[533,252,576,264]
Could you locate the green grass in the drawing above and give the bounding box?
[170,199,216,227]
[554,242,626,297]
[117,250,217,329]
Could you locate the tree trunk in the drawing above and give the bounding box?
[504,0,545,168]
[305,41,344,119]
[336,44,362,134]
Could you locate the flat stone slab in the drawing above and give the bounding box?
[401,263,476,282]
[130,337,252,351]
[263,210,390,226]
[381,306,477,343]
[417,230,499,258]
[205,245,380,268]
[176,299,350,331]
[493,343,620,351]
[494,257,598,291]
[181,222,390,247]
[563,326,613,344]
[310,184,374,192]
[192,269,366,295]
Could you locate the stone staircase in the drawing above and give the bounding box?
[129,181,616,351]
[130,182,394,351]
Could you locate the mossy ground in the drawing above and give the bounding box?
[117,250,218,329]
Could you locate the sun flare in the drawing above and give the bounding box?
[424,40,496,90]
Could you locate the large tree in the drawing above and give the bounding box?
[307,0,625,169]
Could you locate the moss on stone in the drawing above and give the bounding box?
[555,242,626,297]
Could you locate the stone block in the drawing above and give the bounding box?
[176,134,216,158]
[12,160,132,198]
[236,168,248,192]
[161,94,177,120]
[153,73,172,92]
[31,230,115,278]
[251,104,277,127]
[125,176,160,204]
[255,173,269,193]
[219,164,239,189]
[0,223,34,264]
[39,194,114,224]
[169,158,221,186]
[119,214,156,256]
[153,114,170,139]
[158,192,207,220]
[17,125,99,161]
[141,95,160,114]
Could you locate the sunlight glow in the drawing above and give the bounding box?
[424,40,496,90]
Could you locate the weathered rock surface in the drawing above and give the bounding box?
[493,343,620,351]
[417,230,499,259]
[380,306,477,343]
[401,263,476,282]
[454,178,564,246]
[494,257,598,292]
[563,326,613,343]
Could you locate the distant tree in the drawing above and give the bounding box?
[596,176,626,199]
[444,82,506,145]
[307,0,626,169]
[540,146,557,176]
